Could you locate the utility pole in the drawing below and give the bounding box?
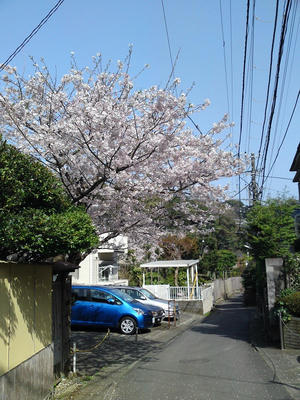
[249,153,259,206]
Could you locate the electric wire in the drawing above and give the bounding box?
[229,183,251,199]
[264,1,296,196]
[237,0,250,208]
[264,89,300,185]
[229,0,240,198]
[256,0,279,176]
[260,0,292,181]
[238,0,250,159]
[245,0,256,155]
[161,0,175,77]
[0,0,65,71]
[267,0,298,175]
[229,0,234,135]
[260,0,292,197]
[161,0,203,136]
[219,0,231,117]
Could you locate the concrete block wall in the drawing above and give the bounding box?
[177,300,204,314]
[177,287,214,315]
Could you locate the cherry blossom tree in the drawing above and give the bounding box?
[0,52,243,251]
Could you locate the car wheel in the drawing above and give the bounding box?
[120,316,136,335]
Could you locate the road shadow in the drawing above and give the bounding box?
[190,295,255,343]
[71,328,162,376]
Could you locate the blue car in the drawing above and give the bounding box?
[71,285,161,334]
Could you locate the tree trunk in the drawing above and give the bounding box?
[174,267,179,286]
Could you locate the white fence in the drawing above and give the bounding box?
[145,277,242,302]
[169,286,202,300]
[144,284,211,300]
[144,284,170,299]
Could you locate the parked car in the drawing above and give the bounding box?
[71,285,162,334]
[115,286,180,319]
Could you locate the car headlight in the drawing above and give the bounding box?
[133,308,145,315]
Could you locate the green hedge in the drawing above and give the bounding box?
[275,289,300,322]
[0,140,98,262]
[282,292,300,317]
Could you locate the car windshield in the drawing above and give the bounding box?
[108,288,135,303]
[140,288,157,300]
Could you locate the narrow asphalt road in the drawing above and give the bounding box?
[104,296,292,400]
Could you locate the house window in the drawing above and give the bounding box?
[98,266,111,281]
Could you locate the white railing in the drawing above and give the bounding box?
[169,286,202,300]
[144,285,170,300]
[143,284,214,301]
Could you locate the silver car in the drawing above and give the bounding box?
[116,286,180,319]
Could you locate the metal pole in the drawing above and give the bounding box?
[195,263,199,298]
[279,312,284,350]
[223,271,227,300]
[73,342,77,373]
[174,302,176,327]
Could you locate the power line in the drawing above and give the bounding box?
[229,183,251,199]
[161,0,175,73]
[160,0,204,136]
[0,0,65,71]
[229,0,234,134]
[267,0,299,175]
[245,0,256,154]
[256,0,280,174]
[238,0,250,159]
[264,89,300,184]
[219,0,231,116]
[260,0,293,197]
[237,0,250,208]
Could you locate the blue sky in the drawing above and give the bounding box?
[1,0,299,201]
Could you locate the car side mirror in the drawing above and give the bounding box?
[140,295,146,300]
[107,298,115,304]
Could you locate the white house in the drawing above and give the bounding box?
[71,235,128,285]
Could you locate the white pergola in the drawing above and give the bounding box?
[140,259,200,294]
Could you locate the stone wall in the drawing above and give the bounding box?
[177,300,204,314]
[176,277,244,316]
[212,276,243,303]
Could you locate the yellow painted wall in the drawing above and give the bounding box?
[0,265,10,376]
[0,263,52,376]
[34,268,52,353]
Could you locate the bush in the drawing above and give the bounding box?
[282,292,300,317]
[274,289,298,322]
[0,141,98,262]
[242,262,257,306]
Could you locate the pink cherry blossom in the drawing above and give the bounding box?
[0,54,244,251]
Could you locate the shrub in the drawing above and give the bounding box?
[274,289,298,322]
[0,141,98,262]
[282,292,300,317]
[242,264,257,306]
